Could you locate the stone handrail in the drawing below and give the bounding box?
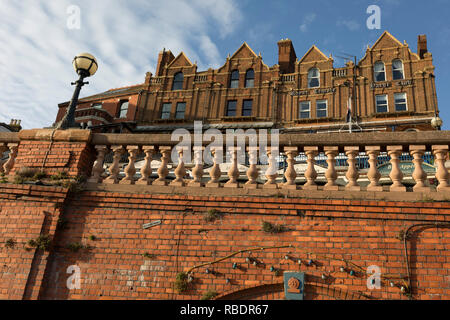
[88,131,450,193]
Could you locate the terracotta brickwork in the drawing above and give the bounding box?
[55,31,439,133]
[1,183,448,300]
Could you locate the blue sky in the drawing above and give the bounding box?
[0,0,449,129]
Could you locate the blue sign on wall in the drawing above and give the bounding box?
[284,272,305,300]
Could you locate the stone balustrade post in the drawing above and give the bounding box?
[324,146,339,191]
[120,145,140,185]
[410,145,431,192]
[264,147,279,189]
[170,147,188,187]
[365,146,383,192]
[206,147,222,188]
[87,145,108,183]
[189,146,205,187]
[153,146,171,186]
[387,146,406,192]
[303,146,318,190]
[3,143,19,176]
[432,145,450,192]
[136,146,155,185]
[244,146,259,189]
[104,145,125,184]
[283,147,298,190]
[0,144,9,174]
[225,146,240,188]
[345,146,361,191]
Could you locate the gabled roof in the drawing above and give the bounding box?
[370,31,404,50]
[298,45,329,63]
[230,42,258,60]
[167,52,194,68]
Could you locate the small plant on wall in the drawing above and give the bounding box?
[174,272,189,294]
[66,242,90,253]
[203,209,223,223]
[261,221,286,234]
[27,235,51,251]
[201,290,218,300]
[5,238,16,248]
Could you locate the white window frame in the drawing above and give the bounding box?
[394,93,408,112]
[118,100,129,118]
[375,94,389,113]
[299,101,311,119]
[308,68,320,88]
[316,100,328,118]
[374,61,386,82]
[392,59,404,80]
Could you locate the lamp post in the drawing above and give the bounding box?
[57,53,98,130]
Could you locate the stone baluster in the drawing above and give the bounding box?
[264,148,279,189]
[283,147,298,190]
[303,147,318,190]
[3,143,19,176]
[324,146,339,191]
[0,144,8,174]
[244,146,259,189]
[120,145,140,185]
[137,146,155,185]
[344,146,360,191]
[225,147,240,188]
[189,146,205,187]
[153,146,171,186]
[104,145,125,184]
[432,145,450,192]
[410,145,430,192]
[365,146,383,192]
[170,147,187,187]
[87,145,108,183]
[387,146,406,192]
[206,148,222,188]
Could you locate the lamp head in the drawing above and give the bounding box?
[431,116,443,129]
[73,53,98,77]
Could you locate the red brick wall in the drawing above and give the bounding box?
[2,184,447,300]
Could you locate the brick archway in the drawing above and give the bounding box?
[215,282,372,300]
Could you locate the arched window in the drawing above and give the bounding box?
[230,70,239,88]
[392,59,404,80]
[374,61,386,82]
[172,72,184,90]
[245,69,254,88]
[308,68,320,88]
[118,100,129,118]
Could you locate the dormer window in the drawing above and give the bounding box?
[245,69,254,88]
[118,101,129,118]
[172,72,184,90]
[308,68,320,88]
[392,59,404,80]
[230,70,239,88]
[374,61,386,82]
[92,103,102,109]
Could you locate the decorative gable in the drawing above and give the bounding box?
[168,52,193,68]
[230,42,258,60]
[371,31,404,50]
[298,45,329,64]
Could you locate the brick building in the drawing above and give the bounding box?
[55,31,441,134]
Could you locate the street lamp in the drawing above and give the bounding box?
[57,53,98,129]
[431,115,443,131]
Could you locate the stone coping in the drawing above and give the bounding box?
[18,129,92,142]
[84,182,450,202]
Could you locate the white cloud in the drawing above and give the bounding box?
[337,19,361,31]
[299,13,316,33]
[0,0,242,129]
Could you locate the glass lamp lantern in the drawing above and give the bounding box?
[72,53,98,77]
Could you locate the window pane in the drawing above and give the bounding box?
[93,103,102,109]
[316,100,327,118]
[245,69,254,88]
[230,70,239,88]
[394,93,407,111]
[175,103,186,119]
[119,101,129,118]
[245,79,254,88]
[376,95,388,113]
[374,62,386,82]
[161,103,171,119]
[308,68,320,88]
[226,100,237,116]
[299,102,310,119]
[172,72,183,90]
[242,100,252,116]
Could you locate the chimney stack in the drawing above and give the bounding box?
[155,48,175,76]
[418,35,428,59]
[278,39,297,74]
